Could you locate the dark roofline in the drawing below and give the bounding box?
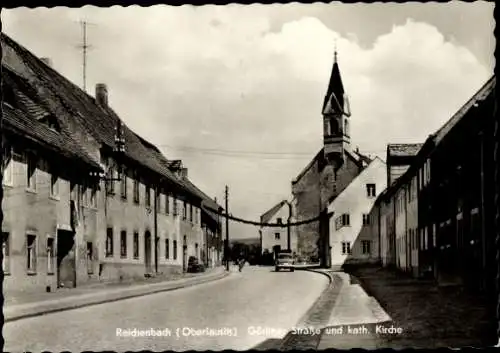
[381,75,496,201]
[2,33,206,201]
[292,149,323,185]
[3,103,102,171]
[261,200,288,224]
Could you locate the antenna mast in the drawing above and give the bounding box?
[77,20,95,92]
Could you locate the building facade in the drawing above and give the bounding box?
[373,75,497,303]
[260,200,297,258]
[327,157,386,267]
[1,33,222,297]
[291,50,370,266]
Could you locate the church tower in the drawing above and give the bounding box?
[322,49,351,167]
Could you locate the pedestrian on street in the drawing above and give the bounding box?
[238,254,246,272]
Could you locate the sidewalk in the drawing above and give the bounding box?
[336,265,498,349]
[4,266,229,323]
[317,272,390,349]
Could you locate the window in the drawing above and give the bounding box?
[190,204,193,222]
[195,243,199,258]
[27,233,37,272]
[133,175,140,203]
[120,230,127,258]
[173,240,178,260]
[145,185,151,208]
[362,240,371,255]
[133,232,139,259]
[106,165,115,195]
[183,201,187,220]
[426,160,431,183]
[342,214,350,226]
[277,218,282,224]
[47,237,54,274]
[362,214,370,226]
[2,232,10,274]
[341,241,352,255]
[26,153,37,190]
[120,171,127,199]
[173,197,178,216]
[106,228,113,257]
[90,185,97,208]
[50,172,59,197]
[275,233,280,240]
[87,242,94,274]
[3,146,13,186]
[366,184,376,197]
[165,194,170,214]
[82,183,89,207]
[165,238,170,259]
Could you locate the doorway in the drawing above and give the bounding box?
[145,230,152,274]
[57,229,76,288]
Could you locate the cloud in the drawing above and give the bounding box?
[2,6,493,239]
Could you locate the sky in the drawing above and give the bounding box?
[2,2,495,240]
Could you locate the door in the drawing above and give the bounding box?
[183,245,188,272]
[57,229,76,288]
[145,231,152,274]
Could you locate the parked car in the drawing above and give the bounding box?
[187,256,205,273]
[275,252,295,272]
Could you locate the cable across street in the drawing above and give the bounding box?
[203,205,332,228]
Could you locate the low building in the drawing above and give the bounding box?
[327,157,386,267]
[260,200,296,258]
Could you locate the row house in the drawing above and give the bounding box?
[1,33,222,296]
[373,75,497,302]
[327,157,386,268]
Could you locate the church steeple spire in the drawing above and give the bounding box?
[322,44,345,115]
[322,41,351,165]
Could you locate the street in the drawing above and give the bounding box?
[3,267,328,352]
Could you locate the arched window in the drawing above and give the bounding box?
[330,118,339,135]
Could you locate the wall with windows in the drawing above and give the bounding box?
[327,157,386,267]
[261,204,295,256]
[2,137,77,294]
[407,174,420,277]
[394,187,408,271]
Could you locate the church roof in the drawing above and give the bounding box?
[322,51,345,115]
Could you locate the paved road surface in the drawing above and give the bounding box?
[4,266,328,352]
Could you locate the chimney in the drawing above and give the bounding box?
[95,83,108,107]
[40,57,53,67]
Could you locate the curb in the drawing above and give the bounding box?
[4,270,230,323]
[279,269,344,350]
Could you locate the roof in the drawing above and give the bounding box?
[381,75,496,201]
[327,156,386,207]
[433,75,496,147]
[322,53,345,114]
[261,200,288,224]
[387,143,423,158]
[3,103,101,170]
[292,146,370,185]
[2,33,200,200]
[292,149,323,184]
